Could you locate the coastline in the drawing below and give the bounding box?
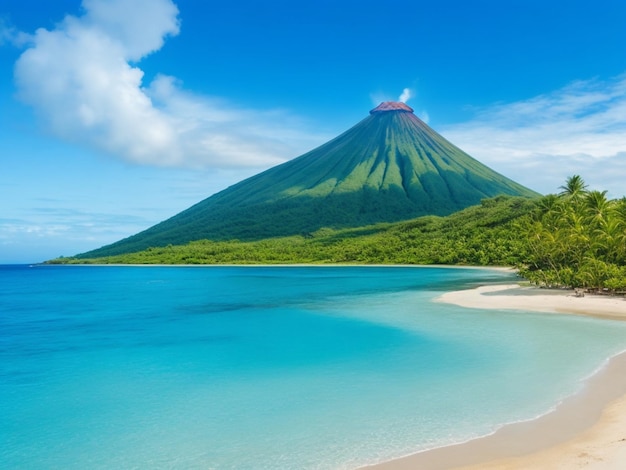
[365,284,626,470]
[36,263,515,270]
[437,283,626,322]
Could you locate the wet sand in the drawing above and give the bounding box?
[364,284,626,470]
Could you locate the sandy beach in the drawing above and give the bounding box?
[439,283,626,321]
[366,283,626,470]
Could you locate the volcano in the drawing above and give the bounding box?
[78,102,538,258]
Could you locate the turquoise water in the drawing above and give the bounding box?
[2,265,626,469]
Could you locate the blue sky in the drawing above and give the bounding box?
[1,0,625,263]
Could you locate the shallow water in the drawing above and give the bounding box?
[2,265,626,469]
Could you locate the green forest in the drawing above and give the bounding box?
[75,109,537,259]
[50,195,534,266]
[50,176,626,293]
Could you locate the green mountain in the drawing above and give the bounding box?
[78,102,538,258]
[57,195,536,266]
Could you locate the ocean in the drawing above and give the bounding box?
[2,265,626,469]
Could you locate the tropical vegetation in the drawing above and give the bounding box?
[519,176,626,291]
[50,176,626,293]
[76,108,537,259]
[50,195,535,266]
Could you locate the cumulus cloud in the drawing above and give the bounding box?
[441,75,626,197]
[13,0,321,168]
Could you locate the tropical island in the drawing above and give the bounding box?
[49,175,626,293]
[6,1,626,469]
[47,103,626,293]
[44,103,626,469]
[46,169,626,469]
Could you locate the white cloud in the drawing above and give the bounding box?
[398,87,413,103]
[13,0,322,169]
[81,0,180,60]
[371,87,416,106]
[0,19,12,44]
[0,17,30,46]
[441,75,626,197]
[146,75,323,167]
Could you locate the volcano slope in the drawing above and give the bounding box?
[78,102,538,258]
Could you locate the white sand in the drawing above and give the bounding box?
[457,394,626,470]
[365,284,626,470]
[436,283,626,321]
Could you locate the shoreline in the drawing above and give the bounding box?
[437,283,626,322]
[365,283,626,470]
[35,263,514,270]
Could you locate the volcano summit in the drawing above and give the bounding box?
[79,103,538,258]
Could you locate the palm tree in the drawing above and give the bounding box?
[521,177,626,290]
[559,175,588,200]
[591,217,622,263]
[536,194,565,230]
[566,213,590,267]
[584,190,613,230]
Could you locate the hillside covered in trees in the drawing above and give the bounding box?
[75,102,537,259]
[50,176,626,292]
[51,195,534,266]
